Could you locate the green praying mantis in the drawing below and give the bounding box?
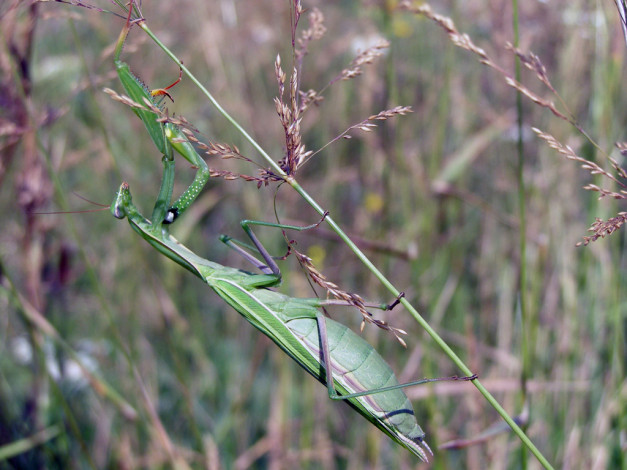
[109,2,474,461]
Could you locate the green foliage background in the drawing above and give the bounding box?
[1,0,625,468]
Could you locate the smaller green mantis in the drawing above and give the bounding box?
[109,2,475,460]
[112,1,210,225]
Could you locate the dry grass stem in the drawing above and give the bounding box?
[369,106,414,121]
[313,39,390,98]
[534,128,627,244]
[610,156,627,179]
[207,169,278,187]
[203,142,244,160]
[203,141,281,187]
[290,0,305,49]
[503,77,568,121]
[399,2,575,126]
[161,115,199,134]
[399,2,488,61]
[301,106,413,167]
[533,128,627,194]
[142,97,163,116]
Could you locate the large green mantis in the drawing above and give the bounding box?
[112,179,437,460]
[109,2,475,461]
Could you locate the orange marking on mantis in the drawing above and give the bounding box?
[150,66,183,102]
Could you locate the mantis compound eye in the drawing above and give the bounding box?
[112,205,126,219]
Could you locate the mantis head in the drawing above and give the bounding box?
[111,182,132,220]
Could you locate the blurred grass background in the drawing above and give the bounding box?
[1,0,625,468]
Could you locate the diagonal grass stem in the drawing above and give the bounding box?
[137,18,554,470]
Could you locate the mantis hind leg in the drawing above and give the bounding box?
[315,310,476,401]
[218,216,478,396]
[220,215,329,276]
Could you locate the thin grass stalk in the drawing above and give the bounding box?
[511,1,530,469]
[138,17,554,470]
[0,426,61,461]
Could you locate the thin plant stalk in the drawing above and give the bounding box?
[136,18,554,470]
[511,1,531,469]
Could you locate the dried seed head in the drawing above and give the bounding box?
[290,67,299,118]
[533,128,627,244]
[142,96,161,114]
[275,54,286,97]
[103,87,146,110]
[534,128,627,196]
[208,168,279,187]
[296,7,326,62]
[293,0,304,16]
[578,213,627,246]
[299,89,323,112]
[341,106,413,139]
[616,142,627,156]
[369,106,413,120]
[205,142,243,160]
[400,1,581,128]
[292,248,407,345]
[399,2,488,61]
[505,43,556,93]
[339,40,390,81]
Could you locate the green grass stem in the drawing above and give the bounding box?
[140,16,554,470]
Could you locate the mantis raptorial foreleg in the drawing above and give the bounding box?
[112,0,210,225]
